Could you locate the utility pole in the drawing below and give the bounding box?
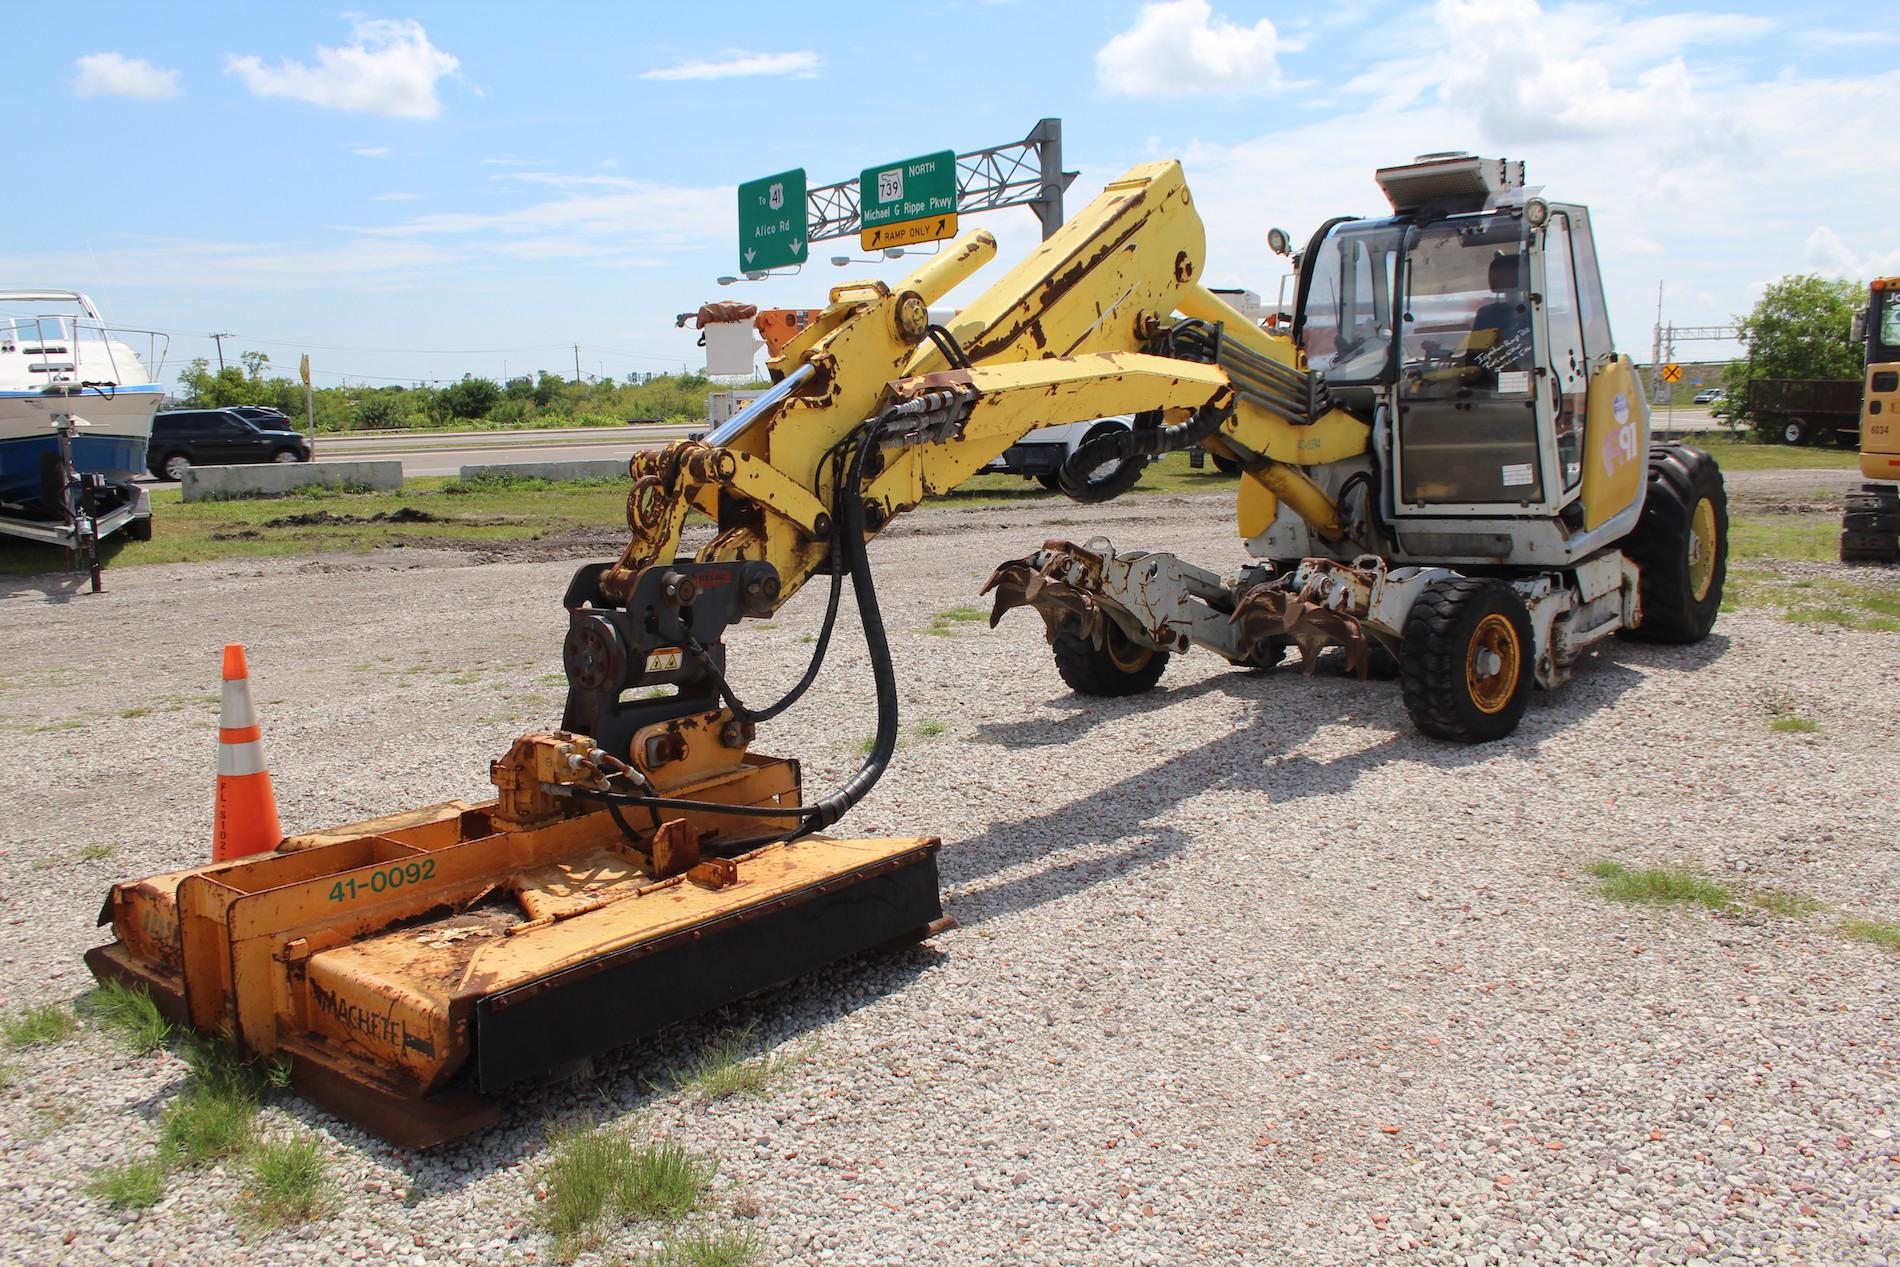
[209,332,232,372]
[573,343,582,382]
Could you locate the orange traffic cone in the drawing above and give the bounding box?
[213,643,282,862]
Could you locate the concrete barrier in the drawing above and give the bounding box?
[455,459,628,482]
[181,460,403,502]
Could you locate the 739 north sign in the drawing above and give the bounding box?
[859,150,959,251]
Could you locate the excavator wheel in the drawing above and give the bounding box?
[1399,577,1534,743]
[1840,485,1900,564]
[1621,443,1728,642]
[1052,617,1169,697]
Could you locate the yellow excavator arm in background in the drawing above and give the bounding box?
[597,160,1368,613]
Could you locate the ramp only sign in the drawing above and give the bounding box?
[860,150,959,251]
[737,168,808,273]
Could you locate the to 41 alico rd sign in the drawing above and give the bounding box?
[737,168,808,273]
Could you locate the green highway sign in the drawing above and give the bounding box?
[859,150,958,249]
[737,168,808,273]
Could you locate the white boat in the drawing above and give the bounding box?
[0,290,168,513]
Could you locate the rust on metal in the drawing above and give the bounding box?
[1229,560,1376,677]
[981,539,1114,647]
[687,857,739,890]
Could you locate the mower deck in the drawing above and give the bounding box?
[87,752,944,1147]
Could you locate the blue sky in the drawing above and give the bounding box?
[12,1,1898,390]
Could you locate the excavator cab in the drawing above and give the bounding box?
[1295,154,1644,561]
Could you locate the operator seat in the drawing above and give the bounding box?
[1465,252,1529,374]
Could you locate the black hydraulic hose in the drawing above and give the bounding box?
[571,425,900,837]
[802,432,898,831]
[687,525,846,725]
[925,324,972,371]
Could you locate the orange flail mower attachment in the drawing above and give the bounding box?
[89,727,945,1148]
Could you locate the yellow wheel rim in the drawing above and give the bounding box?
[1466,613,1521,715]
[1688,497,1717,602]
[1104,625,1155,672]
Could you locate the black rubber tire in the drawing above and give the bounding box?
[124,515,153,543]
[159,452,191,481]
[1055,423,1147,504]
[1621,443,1728,644]
[1210,454,1242,476]
[1843,510,1900,533]
[1782,418,1808,446]
[1034,472,1063,493]
[270,447,303,463]
[1840,530,1900,564]
[1399,577,1535,743]
[1052,618,1169,697]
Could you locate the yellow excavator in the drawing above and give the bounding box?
[87,154,1727,1145]
[1844,276,1900,563]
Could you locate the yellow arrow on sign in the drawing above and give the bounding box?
[861,213,959,253]
[1661,363,1683,383]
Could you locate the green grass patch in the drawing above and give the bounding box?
[3,1003,76,1047]
[1585,859,1733,911]
[1747,889,1828,918]
[536,1125,714,1262]
[1838,917,1900,953]
[86,1156,167,1209]
[1725,562,1900,630]
[84,982,172,1054]
[1770,715,1820,734]
[1684,432,1861,473]
[238,1135,330,1228]
[648,1226,765,1267]
[1729,513,1840,563]
[77,842,115,861]
[672,1030,811,1102]
[160,1085,261,1165]
[912,717,948,739]
[925,605,992,638]
[159,1089,258,1165]
[181,1029,289,1102]
[0,475,639,575]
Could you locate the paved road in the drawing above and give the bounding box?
[139,410,1728,487]
[141,422,697,486]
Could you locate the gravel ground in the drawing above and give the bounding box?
[2,490,1897,1266]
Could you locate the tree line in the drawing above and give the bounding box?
[172,355,754,433]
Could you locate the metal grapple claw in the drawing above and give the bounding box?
[981,540,1114,646]
[1230,582,1371,678]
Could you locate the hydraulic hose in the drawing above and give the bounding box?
[573,422,902,839]
[803,431,898,830]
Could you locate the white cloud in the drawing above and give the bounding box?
[638,50,821,81]
[1096,0,1294,97]
[72,52,181,101]
[226,19,459,119]
[371,192,422,201]
[351,145,391,158]
[1161,0,1899,349]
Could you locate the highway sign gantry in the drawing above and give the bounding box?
[859,150,958,252]
[738,168,808,273]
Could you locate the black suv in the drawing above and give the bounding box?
[148,409,311,481]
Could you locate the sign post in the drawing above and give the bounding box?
[859,150,959,252]
[737,168,809,273]
[301,353,315,459]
